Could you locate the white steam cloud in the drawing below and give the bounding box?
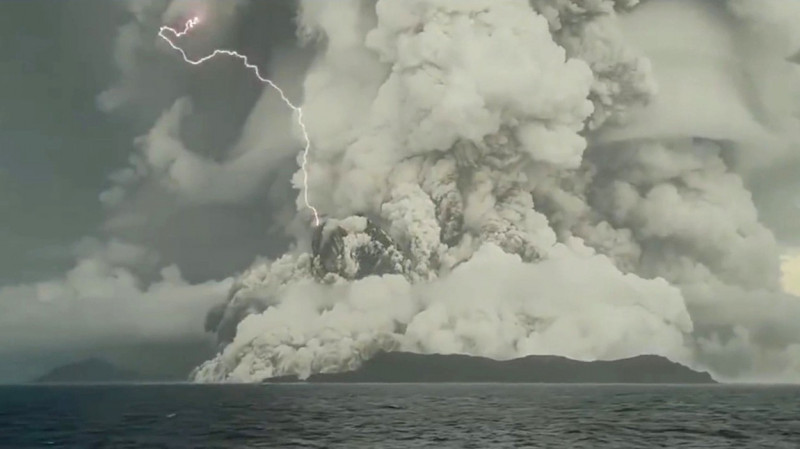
[0,239,231,354]
[783,252,800,296]
[9,0,798,383]
[191,0,800,383]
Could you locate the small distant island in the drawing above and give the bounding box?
[268,352,716,384]
[35,358,145,384]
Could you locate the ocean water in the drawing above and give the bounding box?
[0,384,798,448]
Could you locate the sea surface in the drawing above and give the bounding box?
[0,384,798,448]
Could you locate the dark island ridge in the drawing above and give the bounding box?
[34,352,715,384]
[268,352,716,384]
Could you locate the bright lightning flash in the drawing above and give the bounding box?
[158,17,321,227]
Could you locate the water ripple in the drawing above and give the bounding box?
[0,384,798,448]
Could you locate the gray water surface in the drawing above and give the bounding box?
[1,384,798,448]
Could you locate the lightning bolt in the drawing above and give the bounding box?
[158,17,321,227]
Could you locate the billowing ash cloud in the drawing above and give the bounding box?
[191,0,800,383]
[12,0,791,382]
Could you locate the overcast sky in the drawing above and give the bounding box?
[0,1,131,285]
[0,1,306,285]
[0,0,307,382]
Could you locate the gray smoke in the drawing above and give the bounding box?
[191,0,800,383]
[10,0,794,383]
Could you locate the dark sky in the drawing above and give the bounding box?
[0,0,306,285]
[0,0,307,382]
[0,1,134,285]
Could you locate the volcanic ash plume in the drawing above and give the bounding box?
[193,0,800,382]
